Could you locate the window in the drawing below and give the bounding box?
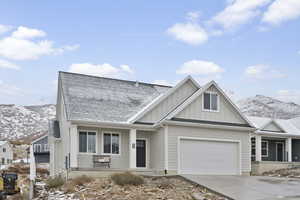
[251,138,255,156]
[79,131,96,153]
[1,158,4,164]
[103,133,120,155]
[262,140,268,157]
[2,148,6,153]
[203,92,219,111]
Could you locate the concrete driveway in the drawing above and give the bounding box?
[182,175,300,200]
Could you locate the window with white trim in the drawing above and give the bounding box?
[262,140,268,157]
[103,133,120,155]
[79,131,96,153]
[203,92,219,111]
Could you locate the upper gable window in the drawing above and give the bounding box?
[203,92,219,112]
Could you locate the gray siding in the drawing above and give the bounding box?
[292,139,300,162]
[77,127,130,169]
[33,136,48,145]
[140,80,197,123]
[35,153,50,163]
[176,85,247,124]
[149,128,165,170]
[167,125,251,173]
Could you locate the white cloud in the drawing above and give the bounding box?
[11,26,46,39]
[210,0,271,30]
[68,63,135,79]
[120,65,134,74]
[166,22,208,45]
[152,80,173,86]
[245,64,286,79]
[176,60,224,75]
[186,11,201,21]
[262,0,300,25]
[0,26,79,60]
[0,25,13,35]
[277,90,300,104]
[0,59,20,70]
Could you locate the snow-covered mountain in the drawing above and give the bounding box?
[0,104,56,140]
[0,95,299,140]
[237,95,300,119]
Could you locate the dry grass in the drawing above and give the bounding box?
[62,175,94,193]
[46,176,65,189]
[71,175,94,186]
[111,172,144,186]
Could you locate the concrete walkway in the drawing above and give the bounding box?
[182,175,300,200]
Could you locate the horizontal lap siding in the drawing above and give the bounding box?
[77,127,129,169]
[168,125,251,173]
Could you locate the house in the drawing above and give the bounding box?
[49,71,256,178]
[0,141,13,165]
[249,116,300,174]
[31,135,50,163]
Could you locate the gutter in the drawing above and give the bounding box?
[158,120,257,132]
[70,120,156,131]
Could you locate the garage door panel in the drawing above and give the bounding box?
[179,139,240,175]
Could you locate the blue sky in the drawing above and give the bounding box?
[0,0,299,105]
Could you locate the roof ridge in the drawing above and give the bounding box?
[59,71,172,88]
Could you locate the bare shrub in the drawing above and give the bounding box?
[46,176,65,189]
[71,175,94,186]
[111,172,144,186]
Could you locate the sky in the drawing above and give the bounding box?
[0,0,300,105]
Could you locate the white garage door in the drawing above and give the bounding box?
[179,138,240,175]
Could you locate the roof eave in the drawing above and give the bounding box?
[70,120,156,131]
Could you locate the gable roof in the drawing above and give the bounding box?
[31,134,48,144]
[59,72,171,123]
[163,81,254,127]
[127,75,200,123]
[248,116,300,136]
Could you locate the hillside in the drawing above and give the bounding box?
[237,95,300,119]
[0,104,56,140]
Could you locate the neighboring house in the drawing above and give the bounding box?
[32,135,50,163]
[49,71,256,177]
[249,116,300,174]
[0,141,13,165]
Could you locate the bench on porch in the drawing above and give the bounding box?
[93,155,111,168]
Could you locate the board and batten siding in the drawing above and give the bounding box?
[167,125,251,173]
[175,85,246,124]
[140,80,197,123]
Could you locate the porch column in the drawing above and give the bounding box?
[255,135,262,162]
[286,138,292,162]
[70,125,78,168]
[129,129,137,169]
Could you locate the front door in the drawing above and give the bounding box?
[136,139,146,168]
[276,142,284,161]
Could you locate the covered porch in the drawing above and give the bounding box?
[67,124,165,176]
[251,135,300,174]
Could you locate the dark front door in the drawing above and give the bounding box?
[276,143,284,161]
[136,139,146,168]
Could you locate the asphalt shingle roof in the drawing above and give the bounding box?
[247,116,300,136]
[59,72,171,123]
